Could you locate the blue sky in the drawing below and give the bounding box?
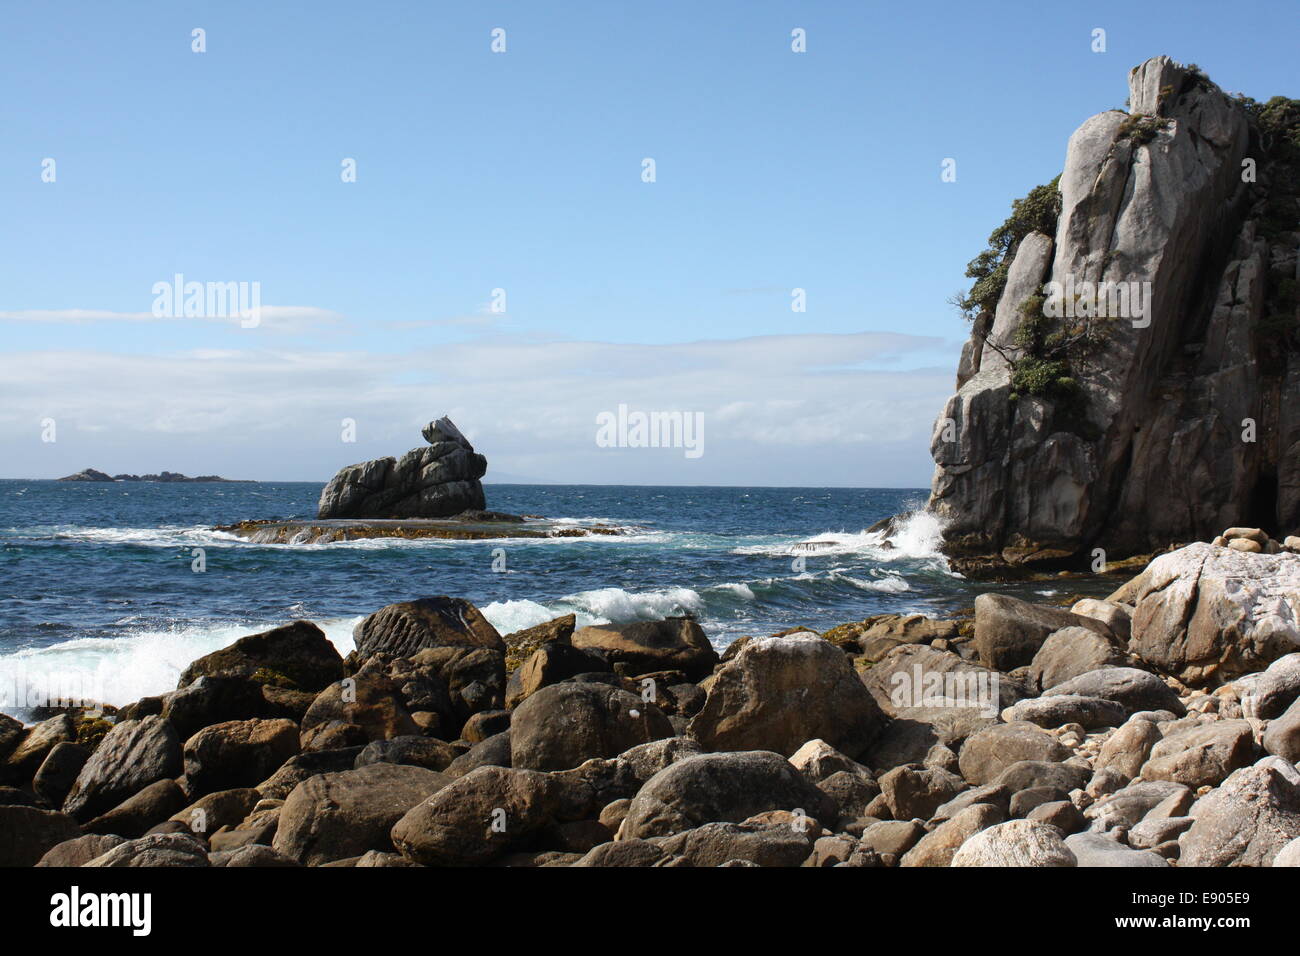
[2,0,1295,484]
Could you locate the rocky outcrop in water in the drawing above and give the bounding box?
[317,417,487,519]
[930,56,1300,573]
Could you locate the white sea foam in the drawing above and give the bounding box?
[0,617,361,721]
[24,523,668,551]
[731,509,947,563]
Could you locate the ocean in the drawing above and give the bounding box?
[0,480,1110,718]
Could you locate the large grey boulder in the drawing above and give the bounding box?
[1127,544,1300,685]
[1042,667,1184,717]
[1180,758,1300,866]
[1029,626,1127,692]
[390,765,570,866]
[1140,719,1257,788]
[0,805,82,866]
[974,594,1110,671]
[957,723,1070,786]
[353,597,505,658]
[318,417,486,518]
[571,617,718,681]
[178,620,343,693]
[62,716,183,821]
[618,751,836,840]
[950,819,1077,867]
[1065,831,1170,867]
[1263,696,1300,762]
[509,682,673,771]
[273,762,450,865]
[688,634,885,759]
[1240,653,1300,720]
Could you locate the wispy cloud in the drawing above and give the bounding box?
[1,331,955,484]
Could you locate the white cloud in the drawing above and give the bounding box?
[0,331,956,485]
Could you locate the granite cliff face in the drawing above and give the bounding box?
[317,417,487,519]
[930,56,1300,573]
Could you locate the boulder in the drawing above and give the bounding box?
[1141,719,1257,788]
[445,731,513,778]
[901,803,1005,867]
[62,715,183,821]
[184,718,300,795]
[352,597,505,658]
[1264,696,1300,761]
[1094,715,1163,780]
[1180,758,1300,866]
[83,779,188,837]
[1,713,74,784]
[861,644,1023,716]
[211,845,300,867]
[950,819,1077,867]
[254,746,364,800]
[877,765,966,821]
[1042,667,1184,717]
[299,675,419,750]
[1087,780,1191,832]
[974,594,1111,671]
[274,762,450,865]
[1240,653,1300,719]
[168,788,262,835]
[0,805,82,866]
[688,634,885,758]
[571,617,718,681]
[390,765,570,866]
[572,839,673,868]
[1065,831,1170,867]
[163,676,270,738]
[504,614,576,673]
[1029,627,1127,692]
[1026,800,1085,834]
[1070,599,1133,642]
[509,682,673,771]
[506,643,608,708]
[353,735,462,773]
[993,760,1090,795]
[655,821,818,867]
[84,832,210,867]
[178,620,343,692]
[317,417,487,519]
[35,833,127,867]
[1274,836,1300,867]
[1127,543,1300,685]
[1003,694,1126,729]
[619,751,836,840]
[957,723,1070,785]
[0,714,24,764]
[31,741,89,808]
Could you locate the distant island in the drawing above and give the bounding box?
[57,468,254,483]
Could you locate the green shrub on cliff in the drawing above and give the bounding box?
[955,176,1062,322]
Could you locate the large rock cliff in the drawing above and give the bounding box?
[929,57,1299,574]
[317,417,487,519]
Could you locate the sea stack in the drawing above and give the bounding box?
[317,417,487,519]
[928,56,1300,574]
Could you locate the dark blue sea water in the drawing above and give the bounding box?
[0,480,1091,716]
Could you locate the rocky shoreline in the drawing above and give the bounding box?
[3,525,1300,868]
[58,469,253,483]
[213,514,629,545]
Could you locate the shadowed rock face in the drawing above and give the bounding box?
[929,56,1299,571]
[317,417,487,519]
